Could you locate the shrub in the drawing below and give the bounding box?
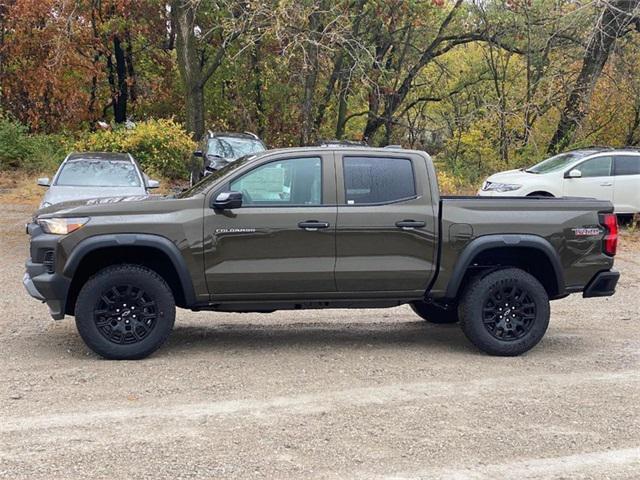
[0,117,66,172]
[0,118,31,170]
[73,119,195,179]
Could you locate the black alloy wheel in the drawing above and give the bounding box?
[482,285,536,341]
[94,284,158,345]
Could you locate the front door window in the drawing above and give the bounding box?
[230,157,322,206]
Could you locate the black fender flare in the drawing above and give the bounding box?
[63,234,197,306]
[445,234,565,299]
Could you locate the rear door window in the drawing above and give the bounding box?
[613,155,640,176]
[343,156,415,205]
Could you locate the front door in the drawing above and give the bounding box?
[563,155,614,202]
[334,153,438,293]
[203,153,337,297]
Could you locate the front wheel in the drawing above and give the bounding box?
[75,264,176,360]
[459,268,549,356]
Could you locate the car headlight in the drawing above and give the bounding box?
[482,182,522,193]
[37,217,89,235]
[40,202,52,209]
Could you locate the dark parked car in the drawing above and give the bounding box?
[190,131,266,185]
[25,146,619,360]
[37,152,159,209]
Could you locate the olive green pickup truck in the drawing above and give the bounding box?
[24,146,620,359]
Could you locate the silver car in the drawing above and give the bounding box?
[38,152,159,208]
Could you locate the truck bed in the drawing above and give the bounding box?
[428,195,615,298]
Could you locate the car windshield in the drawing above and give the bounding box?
[208,137,265,160]
[55,159,141,187]
[178,155,256,198]
[526,151,594,174]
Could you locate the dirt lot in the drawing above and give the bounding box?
[1,202,639,480]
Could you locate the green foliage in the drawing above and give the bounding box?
[0,117,66,172]
[73,119,195,179]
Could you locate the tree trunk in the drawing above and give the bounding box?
[186,85,205,141]
[335,73,349,139]
[125,30,137,105]
[112,35,128,123]
[251,41,265,138]
[314,51,343,132]
[626,105,640,145]
[548,0,639,153]
[172,0,205,140]
[300,6,322,145]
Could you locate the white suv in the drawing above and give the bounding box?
[479,148,640,214]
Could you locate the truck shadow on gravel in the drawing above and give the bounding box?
[32,320,582,359]
[158,321,480,356]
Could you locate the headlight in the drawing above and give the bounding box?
[37,217,89,235]
[482,182,522,193]
[40,202,52,209]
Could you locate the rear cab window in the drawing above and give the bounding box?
[342,156,416,205]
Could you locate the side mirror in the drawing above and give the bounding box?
[212,191,243,210]
[147,179,160,189]
[37,177,50,187]
[193,150,203,157]
[566,169,582,179]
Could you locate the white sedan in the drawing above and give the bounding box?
[479,148,640,214]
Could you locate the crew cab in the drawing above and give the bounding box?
[24,146,620,359]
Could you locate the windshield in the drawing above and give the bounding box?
[178,155,256,198]
[55,160,141,187]
[208,137,265,160]
[526,151,594,174]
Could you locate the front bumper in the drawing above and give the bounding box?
[23,272,45,301]
[583,270,620,298]
[24,223,70,320]
[23,266,69,320]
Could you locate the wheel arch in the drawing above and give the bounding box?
[63,234,197,315]
[444,235,565,300]
[526,191,555,197]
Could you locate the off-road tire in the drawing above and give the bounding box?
[410,301,459,324]
[75,264,176,360]
[459,268,549,356]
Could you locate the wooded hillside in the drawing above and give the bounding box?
[1,0,639,183]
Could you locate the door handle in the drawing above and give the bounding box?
[600,182,612,186]
[298,220,330,231]
[395,220,426,230]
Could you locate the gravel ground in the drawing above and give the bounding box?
[1,203,639,480]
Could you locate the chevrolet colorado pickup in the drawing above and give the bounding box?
[24,146,620,359]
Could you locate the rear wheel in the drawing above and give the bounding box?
[410,301,458,324]
[75,264,175,360]
[459,268,549,356]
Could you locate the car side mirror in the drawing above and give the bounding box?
[193,150,203,157]
[147,179,160,189]
[212,191,243,210]
[37,177,50,187]
[566,169,582,179]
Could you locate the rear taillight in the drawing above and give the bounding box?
[601,213,618,256]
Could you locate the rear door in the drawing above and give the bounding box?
[563,155,614,202]
[203,152,337,297]
[612,154,640,214]
[334,152,438,294]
